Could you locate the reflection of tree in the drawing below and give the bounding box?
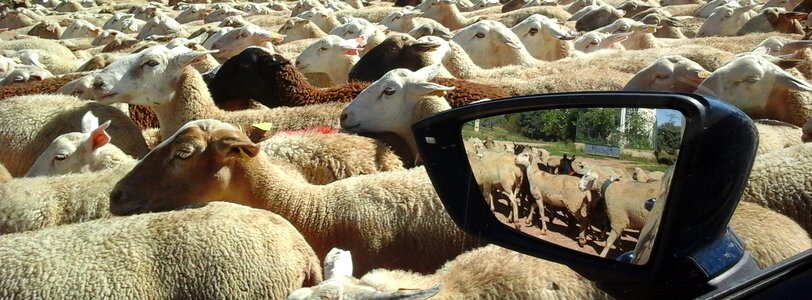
[655,123,682,164]
[516,109,579,141]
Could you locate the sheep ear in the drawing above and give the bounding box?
[215,135,260,161]
[81,111,99,133]
[414,64,442,81]
[413,81,455,98]
[171,50,216,68]
[775,70,812,92]
[84,120,111,152]
[323,248,353,279]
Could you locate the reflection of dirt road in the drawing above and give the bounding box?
[492,199,640,260]
[490,140,656,173]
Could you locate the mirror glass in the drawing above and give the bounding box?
[462,107,684,265]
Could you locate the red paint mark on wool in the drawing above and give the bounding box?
[274,125,338,136]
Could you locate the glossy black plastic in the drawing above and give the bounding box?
[411,92,758,298]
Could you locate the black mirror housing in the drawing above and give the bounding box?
[411,92,759,298]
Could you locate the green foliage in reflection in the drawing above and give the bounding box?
[655,122,682,164]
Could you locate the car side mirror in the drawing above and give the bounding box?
[412,92,760,299]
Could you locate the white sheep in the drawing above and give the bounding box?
[730,201,812,268]
[60,19,102,40]
[109,119,484,275]
[578,169,662,257]
[27,20,64,39]
[695,52,812,126]
[0,163,9,182]
[25,111,135,177]
[631,167,664,182]
[295,35,364,84]
[380,8,440,33]
[210,25,284,61]
[0,201,323,299]
[328,17,387,56]
[340,64,454,163]
[289,245,613,299]
[0,65,53,85]
[0,94,149,177]
[740,143,812,233]
[511,14,576,61]
[0,39,80,75]
[205,5,249,23]
[175,4,213,23]
[90,45,345,141]
[135,15,187,40]
[279,17,328,43]
[594,18,660,50]
[515,150,592,245]
[452,20,539,68]
[623,55,712,92]
[102,13,145,35]
[296,7,342,33]
[754,119,804,155]
[408,22,454,40]
[574,31,632,53]
[697,4,758,36]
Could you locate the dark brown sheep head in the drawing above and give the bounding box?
[208,47,291,109]
[348,34,441,82]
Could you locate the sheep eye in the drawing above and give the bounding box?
[474,32,485,38]
[528,28,538,35]
[144,60,159,67]
[175,149,193,159]
[13,76,25,82]
[240,32,248,37]
[54,154,68,161]
[394,16,400,19]
[320,46,328,51]
[589,40,598,45]
[347,30,355,34]
[744,76,760,83]
[382,87,395,96]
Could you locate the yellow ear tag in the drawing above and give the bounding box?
[252,122,274,131]
[238,147,251,161]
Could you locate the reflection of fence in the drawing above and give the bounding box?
[584,144,621,158]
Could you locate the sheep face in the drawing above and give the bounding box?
[175,5,212,24]
[340,65,453,135]
[109,119,259,216]
[92,45,214,106]
[695,54,812,117]
[92,29,123,46]
[279,18,319,43]
[624,55,711,92]
[0,66,52,85]
[575,5,625,32]
[408,23,454,40]
[511,14,575,60]
[205,7,248,23]
[381,9,421,32]
[348,34,443,82]
[754,37,812,56]
[296,35,363,77]
[208,49,285,108]
[210,25,284,61]
[329,18,378,41]
[573,31,629,53]
[452,20,526,68]
[577,171,598,191]
[26,113,111,177]
[137,16,183,40]
[28,20,63,39]
[697,4,758,36]
[57,74,96,99]
[61,20,102,39]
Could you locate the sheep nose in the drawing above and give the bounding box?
[340,112,348,121]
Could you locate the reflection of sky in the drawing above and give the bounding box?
[656,109,683,126]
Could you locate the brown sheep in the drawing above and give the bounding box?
[207,48,510,111]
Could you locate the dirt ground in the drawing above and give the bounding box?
[492,200,641,260]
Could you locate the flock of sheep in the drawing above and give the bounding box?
[0,0,811,297]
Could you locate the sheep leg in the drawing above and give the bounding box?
[537,198,548,236]
[575,205,589,247]
[600,230,622,257]
[509,191,520,230]
[525,202,537,226]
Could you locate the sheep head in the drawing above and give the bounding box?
[210,25,285,61]
[623,55,711,92]
[695,53,812,121]
[92,44,216,106]
[341,64,453,143]
[348,34,443,82]
[109,119,260,216]
[26,111,112,177]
